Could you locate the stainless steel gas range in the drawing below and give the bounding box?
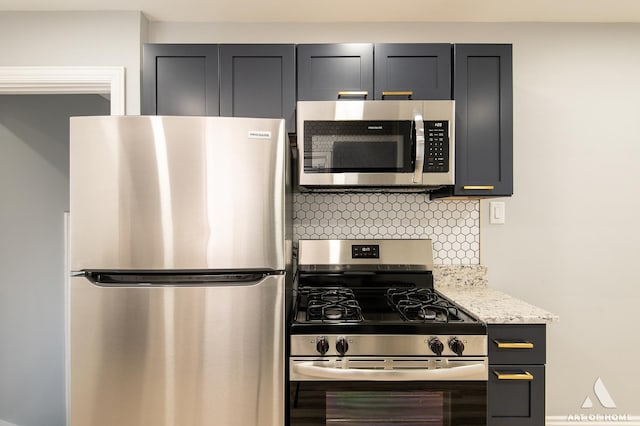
[288,239,488,425]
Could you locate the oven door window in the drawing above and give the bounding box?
[303,120,415,173]
[290,381,486,426]
[327,391,443,425]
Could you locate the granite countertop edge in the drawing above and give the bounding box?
[435,285,560,324]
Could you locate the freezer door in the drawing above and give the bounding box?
[70,116,286,271]
[70,274,284,426]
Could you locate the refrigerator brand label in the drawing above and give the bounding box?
[248,131,272,139]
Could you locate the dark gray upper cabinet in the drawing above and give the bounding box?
[432,44,513,199]
[297,44,374,100]
[219,44,296,133]
[142,44,219,116]
[373,44,452,100]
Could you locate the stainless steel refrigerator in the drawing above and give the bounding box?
[69,116,290,426]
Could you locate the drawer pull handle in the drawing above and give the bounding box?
[337,91,368,99]
[382,91,413,99]
[494,370,534,381]
[494,340,534,349]
[463,185,495,190]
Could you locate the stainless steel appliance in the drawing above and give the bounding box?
[69,116,291,426]
[297,100,455,190]
[289,239,487,425]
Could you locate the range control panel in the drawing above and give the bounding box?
[352,244,380,259]
[290,334,488,357]
[424,120,449,173]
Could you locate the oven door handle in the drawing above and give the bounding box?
[292,362,487,381]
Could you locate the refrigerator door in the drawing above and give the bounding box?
[70,116,286,271]
[70,274,284,426]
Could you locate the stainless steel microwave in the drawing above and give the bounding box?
[297,100,455,190]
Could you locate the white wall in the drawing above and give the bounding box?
[0,11,146,114]
[150,22,640,417]
[479,24,640,417]
[0,95,110,426]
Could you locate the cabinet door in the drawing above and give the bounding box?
[219,44,296,133]
[489,365,545,426]
[373,44,452,100]
[142,44,219,116]
[297,44,374,101]
[432,44,513,198]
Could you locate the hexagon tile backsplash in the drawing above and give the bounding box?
[293,193,480,265]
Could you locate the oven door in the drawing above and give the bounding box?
[289,358,487,426]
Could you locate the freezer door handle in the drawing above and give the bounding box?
[84,271,277,286]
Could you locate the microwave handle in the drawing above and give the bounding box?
[413,115,425,184]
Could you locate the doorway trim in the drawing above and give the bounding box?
[0,65,125,426]
[0,66,125,114]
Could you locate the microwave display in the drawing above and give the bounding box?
[303,120,414,173]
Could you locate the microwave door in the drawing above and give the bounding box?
[297,100,440,188]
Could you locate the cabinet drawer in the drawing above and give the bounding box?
[488,324,546,364]
[488,365,545,426]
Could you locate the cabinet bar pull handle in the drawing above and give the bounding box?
[494,340,535,349]
[337,91,368,99]
[494,370,534,381]
[463,185,495,190]
[382,91,413,99]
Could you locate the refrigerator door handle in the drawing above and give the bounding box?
[83,271,280,287]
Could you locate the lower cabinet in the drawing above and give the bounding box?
[488,324,546,426]
[489,365,545,425]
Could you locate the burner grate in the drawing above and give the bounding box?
[303,288,364,323]
[386,288,460,322]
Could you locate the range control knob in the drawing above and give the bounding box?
[336,337,349,356]
[449,337,465,356]
[428,337,444,356]
[316,337,329,355]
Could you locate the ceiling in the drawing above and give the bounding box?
[1,0,640,23]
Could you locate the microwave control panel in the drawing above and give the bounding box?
[424,120,449,173]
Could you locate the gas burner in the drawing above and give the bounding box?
[303,288,364,323]
[386,288,438,305]
[395,300,437,320]
[386,288,460,322]
[307,288,355,304]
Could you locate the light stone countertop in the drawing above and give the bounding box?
[432,265,559,324]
